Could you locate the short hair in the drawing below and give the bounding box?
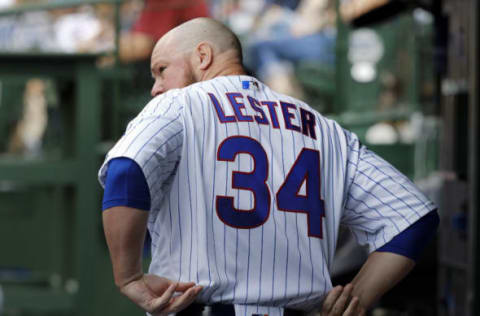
[169,18,243,62]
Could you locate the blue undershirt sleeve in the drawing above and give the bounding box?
[102,157,151,211]
[376,209,439,262]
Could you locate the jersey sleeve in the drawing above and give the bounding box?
[102,157,151,211]
[342,132,437,253]
[376,209,439,261]
[98,91,185,209]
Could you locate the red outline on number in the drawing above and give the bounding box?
[216,136,271,229]
[276,148,325,238]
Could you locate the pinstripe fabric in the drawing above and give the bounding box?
[98,75,436,314]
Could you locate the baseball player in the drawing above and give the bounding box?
[99,18,439,316]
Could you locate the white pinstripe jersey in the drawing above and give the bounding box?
[98,75,435,315]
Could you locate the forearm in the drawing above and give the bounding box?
[351,251,415,310]
[102,206,149,288]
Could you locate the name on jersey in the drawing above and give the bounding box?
[208,92,316,140]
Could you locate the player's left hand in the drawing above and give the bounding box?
[320,284,366,316]
[120,274,203,316]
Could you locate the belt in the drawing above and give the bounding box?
[177,303,306,316]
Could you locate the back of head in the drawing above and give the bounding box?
[165,17,243,62]
[150,17,245,95]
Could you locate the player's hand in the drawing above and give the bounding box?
[119,274,203,316]
[321,284,366,316]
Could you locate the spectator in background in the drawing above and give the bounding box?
[0,1,114,53]
[245,0,336,99]
[0,0,52,156]
[7,79,48,156]
[119,0,209,62]
[0,0,55,52]
[51,4,115,53]
[0,1,114,156]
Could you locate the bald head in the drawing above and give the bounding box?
[159,18,243,62]
[150,18,246,96]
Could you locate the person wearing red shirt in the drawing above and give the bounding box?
[120,0,209,62]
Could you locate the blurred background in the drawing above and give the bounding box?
[0,0,477,315]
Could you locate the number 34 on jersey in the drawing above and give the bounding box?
[215,136,326,239]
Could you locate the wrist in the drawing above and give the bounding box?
[115,271,144,289]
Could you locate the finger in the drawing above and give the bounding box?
[342,296,359,316]
[161,285,203,314]
[171,285,203,307]
[175,281,196,292]
[321,285,343,313]
[149,282,177,312]
[331,283,353,315]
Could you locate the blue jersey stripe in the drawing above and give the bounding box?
[177,164,183,281]
[252,83,265,306]
[356,168,421,218]
[314,115,330,297]
[210,82,227,301]
[132,114,181,160]
[351,179,411,226]
[304,127,315,304]
[185,97,194,281]
[362,151,432,209]
[227,77,241,303]
[141,129,182,168]
[325,119,337,268]
[348,190,401,233]
[124,95,178,138]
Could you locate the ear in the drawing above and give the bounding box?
[194,42,213,70]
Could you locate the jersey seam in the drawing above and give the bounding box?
[371,204,436,252]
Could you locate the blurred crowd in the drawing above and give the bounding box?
[0,0,118,53]
[0,0,337,156]
[0,0,336,86]
[228,0,336,98]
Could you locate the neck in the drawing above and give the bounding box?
[205,64,246,79]
[201,51,246,81]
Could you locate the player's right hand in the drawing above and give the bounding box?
[321,284,366,316]
[119,274,203,316]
